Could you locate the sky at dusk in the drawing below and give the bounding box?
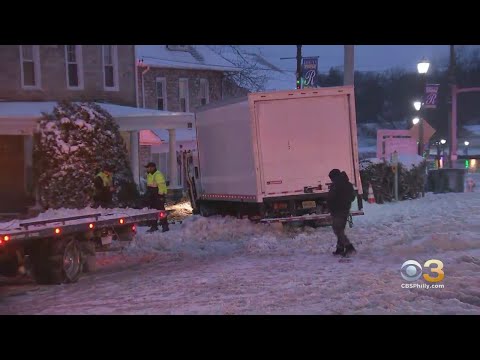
[243,45,480,73]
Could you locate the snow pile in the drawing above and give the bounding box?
[120,192,480,263]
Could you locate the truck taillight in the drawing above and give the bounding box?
[55,228,61,235]
[159,211,167,219]
[88,223,95,229]
[131,225,137,232]
[3,235,9,242]
[119,218,125,224]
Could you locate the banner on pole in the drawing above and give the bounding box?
[424,84,440,109]
[301,57,319,88]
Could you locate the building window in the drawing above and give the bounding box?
[102,45,119,91]
[19,45,41,88]
[199,79,209,106]
[156,77,167,110]
[65,45,83,89]
[179,78,189,112]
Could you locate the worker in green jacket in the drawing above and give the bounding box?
[93,165,114,208]
[145,162,169,232]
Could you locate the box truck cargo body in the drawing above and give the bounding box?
[187,86,364,223]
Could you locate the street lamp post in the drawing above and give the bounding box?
[412,111,420,153]
[440,139,447,157]
[464,140,470,156]
[417,58,430,157]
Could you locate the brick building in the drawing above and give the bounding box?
[135,45,247,188]
[0,45,136,105]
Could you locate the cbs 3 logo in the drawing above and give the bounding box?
[400,259,445,283]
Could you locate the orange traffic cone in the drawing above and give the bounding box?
[466,177,476,192]
[367,183,376,204]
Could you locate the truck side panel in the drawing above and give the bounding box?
[196,100,258,198]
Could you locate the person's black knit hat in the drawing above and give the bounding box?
[328,168,341,180]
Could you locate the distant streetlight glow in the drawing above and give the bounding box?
[412,117,420,125]
[413,101,422,111]
[440,139,447,145]
[417,58,430,74]
[464,141,470,146]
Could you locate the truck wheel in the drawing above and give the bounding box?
[304,220,319,228]
[80,241,96,273]
[0,251,19,277]
[30,237,83,285]
[199,202,217,217]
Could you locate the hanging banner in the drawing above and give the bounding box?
[424,84,440,109]
[301,57,319,88]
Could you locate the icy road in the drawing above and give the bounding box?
[1,192,479,314]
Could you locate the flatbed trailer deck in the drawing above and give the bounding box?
[0,208,167,285]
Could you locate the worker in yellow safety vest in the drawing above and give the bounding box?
[145,162,169,232]
[93,165,114,208]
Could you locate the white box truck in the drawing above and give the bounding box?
[185,86,364,224]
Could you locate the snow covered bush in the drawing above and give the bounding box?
[360,159,427,203]
[34,102,139,209]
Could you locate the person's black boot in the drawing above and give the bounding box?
[343,244,356,257]
[147,226,159,233]
[332,246,345,256]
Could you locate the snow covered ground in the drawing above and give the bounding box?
[1,192,479,315]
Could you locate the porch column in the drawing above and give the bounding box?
[130,131,140,185]
[168,129,178,188]
[24,135,33,195]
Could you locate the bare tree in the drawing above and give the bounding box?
[208,45,270,92]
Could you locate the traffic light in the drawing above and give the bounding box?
[297,76,304,89]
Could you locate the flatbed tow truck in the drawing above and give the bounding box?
[0,208,167,285]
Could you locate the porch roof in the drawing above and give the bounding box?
[0,101,195,135]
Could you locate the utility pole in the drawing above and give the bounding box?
[281,46,322,89]
[344,45,354,86]
[448,45,457,168]
[419,74,426,157]
[296,45,302,88]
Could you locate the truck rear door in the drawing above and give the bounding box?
[254,93,356,196]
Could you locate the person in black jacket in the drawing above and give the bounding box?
[327,169,356,257]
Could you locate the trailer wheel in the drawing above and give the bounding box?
[30,237,83,285]
[0,251,19,277]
